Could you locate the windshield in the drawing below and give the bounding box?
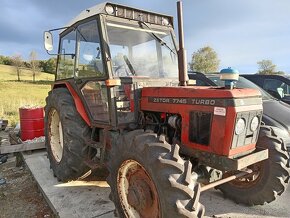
[209,76,273,100]
[106,20,178,78]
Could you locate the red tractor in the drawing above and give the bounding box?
[44,2,289,217]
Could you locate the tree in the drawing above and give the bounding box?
[12,54,23,81]
[0,55,5,65]
[190,46,220,73]
[275,71,285,75]
[40,58,56,74]
[257,59,276,75]
[30,50,38,82]
[0,55,13,65]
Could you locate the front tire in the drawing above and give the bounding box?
[218,125,290,205]
[45,88,93,182]
[107,130,204,218]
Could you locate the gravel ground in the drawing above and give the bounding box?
[0,156,54,218]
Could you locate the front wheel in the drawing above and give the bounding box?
[218,125,290,205]
[107,130,204,218]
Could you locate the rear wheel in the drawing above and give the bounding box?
[45,88,94,182]
[218,125,290,205]
[107,130,204,218]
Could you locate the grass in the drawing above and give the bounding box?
[0,64,54,126]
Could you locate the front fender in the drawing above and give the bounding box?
[52,82,91,127]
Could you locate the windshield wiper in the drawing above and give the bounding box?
[138,21,176,55]
[123,55,136,76]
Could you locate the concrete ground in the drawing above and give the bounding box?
[23,151,290,218]
[23,151,114,218]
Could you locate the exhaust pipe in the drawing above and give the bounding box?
[177,1,188,86]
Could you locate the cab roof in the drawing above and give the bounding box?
[64,2,173,30]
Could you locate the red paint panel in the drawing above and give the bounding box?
[142,86,261,99]
[141,87,263,157]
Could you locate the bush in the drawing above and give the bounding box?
[0,55,13,65]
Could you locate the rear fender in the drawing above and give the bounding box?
[52,82,91,127]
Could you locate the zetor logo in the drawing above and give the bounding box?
[149,97,216,106]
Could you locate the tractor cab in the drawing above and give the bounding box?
[45,2,180,127]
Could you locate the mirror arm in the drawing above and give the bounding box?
[46,50,58,56]
[46,50,75,59]
[48,26,69,32]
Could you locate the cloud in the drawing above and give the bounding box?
[0,0,289,72]
[182,0,290,72]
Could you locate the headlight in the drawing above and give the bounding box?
[105,5,115,15]
[250,116,259,131]
[235,118,246,135]
[162,17,169,25]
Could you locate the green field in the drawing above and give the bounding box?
[0,64,54,126]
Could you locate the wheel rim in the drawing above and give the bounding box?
[48,108,64,163]
[227,162,263,188]
[117,160,160,218]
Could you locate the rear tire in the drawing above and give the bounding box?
[218,125,290,205]
[45,88,93,182]
[107,130,204,218]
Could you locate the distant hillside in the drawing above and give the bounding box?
[0,64,54,81]
[0,64,54,126]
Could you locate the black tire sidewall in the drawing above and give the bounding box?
[45,88,92,182]
[107,131,203,218]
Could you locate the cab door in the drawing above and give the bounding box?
[74,18,111,125]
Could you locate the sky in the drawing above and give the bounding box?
[0,0,289,73]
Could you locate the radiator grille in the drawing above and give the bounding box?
[189,111,212,146]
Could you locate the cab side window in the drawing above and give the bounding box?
[76,20,105,78]
[57,30,76,80]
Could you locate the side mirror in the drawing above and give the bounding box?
[44,31,53,51]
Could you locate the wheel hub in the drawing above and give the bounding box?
[118,160,160,218]
[127,172,154,210]
[227,163,262,188]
